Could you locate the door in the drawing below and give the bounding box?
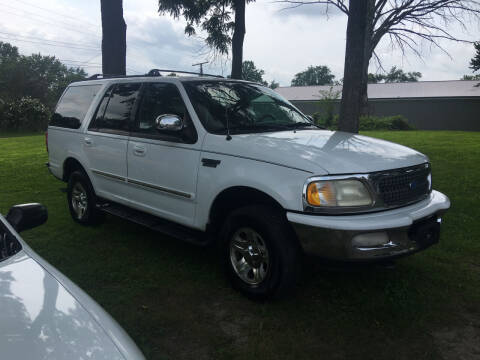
[83,82,141,203]
[127,82,202,227]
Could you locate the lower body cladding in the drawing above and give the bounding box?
[287,190,451,261]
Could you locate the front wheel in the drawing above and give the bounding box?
[220,205,301,300]
[67,170,104,225]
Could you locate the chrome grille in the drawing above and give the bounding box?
[370,163,431,207]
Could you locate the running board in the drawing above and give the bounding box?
[97,202,209,246]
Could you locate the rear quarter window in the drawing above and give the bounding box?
[50,84,102,129]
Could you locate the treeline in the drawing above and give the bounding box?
[0,41,86,132]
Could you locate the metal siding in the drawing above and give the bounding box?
[292,98,480,131]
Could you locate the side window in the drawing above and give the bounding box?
[89,86,113,129]
[89,83,141,133]
[136,83,188,134]
[50,85,102,129]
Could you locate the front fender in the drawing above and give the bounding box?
[194,153,312,230]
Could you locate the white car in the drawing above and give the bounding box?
[0,204,145,360]
[47,71,450,298]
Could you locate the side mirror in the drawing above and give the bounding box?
[155,114,183,132]
[6,203,48,233]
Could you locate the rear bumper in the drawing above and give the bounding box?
[288,190,450,261]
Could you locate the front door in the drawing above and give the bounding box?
[83,82,141,203]
[127,82,202,227]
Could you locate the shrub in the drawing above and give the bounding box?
[313,87,341,129]
[359,115,414,131]
[312,114,413,131]
[313,112,338,130]
[0,97,50,132]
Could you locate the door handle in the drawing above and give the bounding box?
[133,145,146,156]
[84,137,92,146]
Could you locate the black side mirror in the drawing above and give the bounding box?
[6,203,48,232]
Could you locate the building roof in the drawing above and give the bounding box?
[275,80,480,101]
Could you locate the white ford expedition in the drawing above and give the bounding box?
[47,72,450,299]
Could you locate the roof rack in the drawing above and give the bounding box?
[86,69,223,81]
[147,68,223,78]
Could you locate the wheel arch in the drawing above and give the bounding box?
[207,186,289,235]
[63,157,88,182]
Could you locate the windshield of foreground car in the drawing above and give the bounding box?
[0,217,22,263]
[183,81,316,134]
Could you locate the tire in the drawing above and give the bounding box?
[67,170,104,225]
[219,205,301,300]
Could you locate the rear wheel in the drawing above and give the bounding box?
[220,205,301,300]
[67,170,104,225]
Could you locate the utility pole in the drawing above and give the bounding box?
[192,61,208,75]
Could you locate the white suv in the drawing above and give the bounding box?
[47,72,450,299]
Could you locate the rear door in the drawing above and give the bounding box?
[127,82,202,227]
[84,82,141,203]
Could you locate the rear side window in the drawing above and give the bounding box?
[50,85,102,129]
[89,83,141,133]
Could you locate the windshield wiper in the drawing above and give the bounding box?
[285,122,320,131]
[227,124,290,134]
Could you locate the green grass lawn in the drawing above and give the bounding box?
[0,131,479,359]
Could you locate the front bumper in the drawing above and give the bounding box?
[288,190,450,261]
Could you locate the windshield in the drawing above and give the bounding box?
[183,81,315,134]
[0,217,22,263]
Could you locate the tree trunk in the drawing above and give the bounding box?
[338,0,370,133]
[231,0,246,79]
[101,0,126,76]
[360,1,376,116]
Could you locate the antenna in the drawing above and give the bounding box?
[192,61,208,76]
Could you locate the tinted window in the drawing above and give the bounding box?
[50,85,102,129]
[136,83,188,133]
[90,86,113,129]
[90,83,140,132]
[183,81,312,134]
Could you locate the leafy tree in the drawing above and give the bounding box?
[269,80,280,89]
[158,0,255,79]
[461,74,480,80]
[101,0,127,75]
[282,0,480,132]
[0,42,86,109]
[241,60,267,85]
[368,73,384,84]
[0,97,50,132]
[383,66,421,82]
[291,65,335,86]
[460,42,480,81]
[0,42,19,62]
[470,42,480,72]
[368,66,422,83]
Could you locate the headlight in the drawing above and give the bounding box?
[306,179,372,207]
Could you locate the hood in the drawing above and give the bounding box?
[0,251,125,360]
[203,130,428,174]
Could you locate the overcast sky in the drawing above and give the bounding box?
[0,0,478,86]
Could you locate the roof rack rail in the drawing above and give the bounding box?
[86,73,147,80]
[86,69,223,81]
[147,69,223,78]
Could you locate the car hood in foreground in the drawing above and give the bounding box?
[203,130,428,174]
[0,250,138,360]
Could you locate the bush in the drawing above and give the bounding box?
[312,114,413,131]
[313,113,338,130]
[359,115,414,131]
[0,97,50,132]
